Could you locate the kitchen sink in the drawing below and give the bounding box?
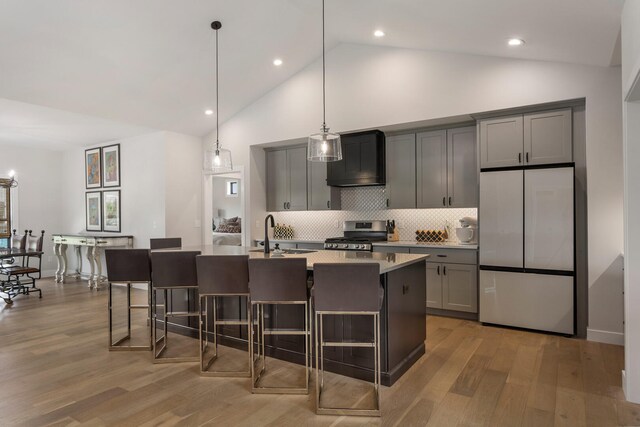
[249,249,317,255]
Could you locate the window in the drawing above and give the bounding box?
[226,180,239,197]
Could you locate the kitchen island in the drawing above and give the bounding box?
[154,245,428,386]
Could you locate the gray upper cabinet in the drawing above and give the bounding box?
[266,149,288,212]
[307,160,341,210]
[417,130,447,208]
[480,109,572,169]
[386,134,416,209]
[266,146,307,211]
[524,109,572,165]
[447,126,478,208]
[288,146,308,210]
[479,115,524,169]
[417,127,477,208]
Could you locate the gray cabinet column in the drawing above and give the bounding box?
[386,134,416,209]
[447,126,478,208]
[417,130,447,208]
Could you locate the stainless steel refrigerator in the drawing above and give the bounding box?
[479,165,574,334]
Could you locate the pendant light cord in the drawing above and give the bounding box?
[215,27,220,146]
[322,0,326,129]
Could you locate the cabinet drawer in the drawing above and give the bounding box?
[409,247,477,264]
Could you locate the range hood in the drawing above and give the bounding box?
[327,130,386,187]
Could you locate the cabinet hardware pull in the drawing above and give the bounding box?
[519,153,522,163]
[402,284,409,295]
[283,202,286,210]
[386,198,389,208]
[443,266,447,275]
[448,196,452,206]
[437,265,440,275]
[437,254,447,257]
[526,152,529,163]
[327,201,330,208]
[442,197,446,206]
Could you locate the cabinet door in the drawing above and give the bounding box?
[442,263,477,313]
[479,170,524,268]
[447,126,478,208]
[524,167,574,271]
[386,134,416,208]
[426,263,443,309]
[417,130,447,208]
[479,115,524,169]
[266,149,288,211]
[307,161,340,210]
[524,109,572,165]
[287,146,308,211]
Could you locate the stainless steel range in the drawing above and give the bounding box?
[324,220,388,251]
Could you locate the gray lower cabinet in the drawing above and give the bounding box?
[416,126,477,208]
[479,108,572,169]
[425,262,477,313]
[307,160,341,210]
[266,146,307,211]
[386,134,416,208]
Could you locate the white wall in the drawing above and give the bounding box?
[164,131,202,247]
[622,0,640,405]
[207,43,624,341]
[0,143,64,275]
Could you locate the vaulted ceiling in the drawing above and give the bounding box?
[0,0,624,149]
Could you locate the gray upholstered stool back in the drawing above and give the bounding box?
[151,251,200,288]
[248,258,308,302]
[312,263,382,312]
[106,249,151,282]
[149,237,182,250]
[196,255,249,295]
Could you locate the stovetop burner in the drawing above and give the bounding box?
[324,220,388,251]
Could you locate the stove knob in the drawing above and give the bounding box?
[357,245,363,249]
[341,244,349,249]
[332,244,337,249]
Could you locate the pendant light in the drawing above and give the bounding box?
[307,0,342,162]
[204,21,233,173]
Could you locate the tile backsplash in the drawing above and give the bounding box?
[269,187,477,242]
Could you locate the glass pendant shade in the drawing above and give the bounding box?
[308,126,342,162]
[204,141,233,173]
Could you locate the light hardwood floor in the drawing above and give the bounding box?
[1,278,639,426]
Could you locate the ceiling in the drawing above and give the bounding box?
[0,0,624,148]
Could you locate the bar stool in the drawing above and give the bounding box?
[248,257,310,394]
[105,249,152,351]
[151,250,201,363]
[312,263,383,417]
[150,238,182,250]
[196,254,251,376]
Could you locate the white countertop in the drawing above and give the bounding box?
[159,245,430,274]
[256,238,477,250]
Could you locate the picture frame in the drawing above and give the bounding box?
[102,143,121,188]
[85,192,102,231]
[85,147,102,189]
[102,190,121,232]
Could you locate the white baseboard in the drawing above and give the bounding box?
[622,369,627,399]
[587,328,624,345]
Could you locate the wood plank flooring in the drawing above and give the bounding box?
[1,278,639,426]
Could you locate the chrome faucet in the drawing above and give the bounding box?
[264,214,275,254]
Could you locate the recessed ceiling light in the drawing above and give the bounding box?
[374,30,385,38]
[273,58,283,66]
[508,38,525,46]
[204,109,214,116]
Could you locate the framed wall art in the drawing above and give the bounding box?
[85,147,102,189]
[102,143,121,187]
[102,190,121,232]
[86,191,102,231]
